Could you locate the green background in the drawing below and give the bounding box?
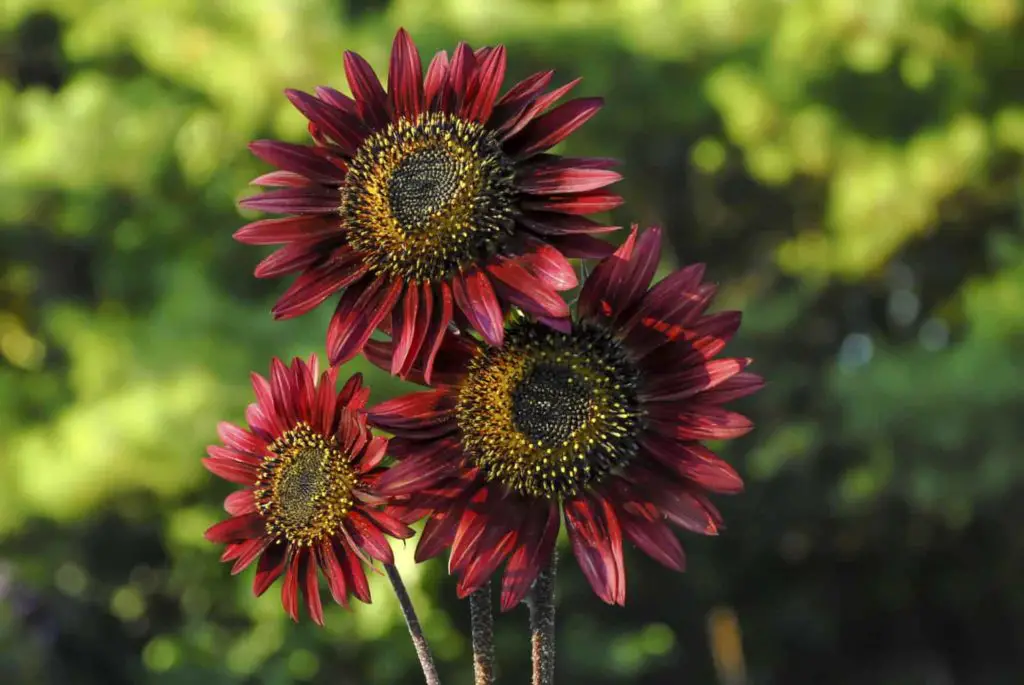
[2,0,1022,683]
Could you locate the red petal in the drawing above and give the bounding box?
[445,42,476,112]
[564,495,626,606]
[360,507,415,540]
[228,537,273,575]
[648,405,754,441]
[375,442,463,495]
[521,212,620,236]
[618,510,686,572]
[202,456,258,485]
[249,170,312,188]
[234,215,341,246]
[497,77,580,140]
[239,187,340,215]
[577,226,638,320]
[518,239,578,290]
[639,435,745,494]
[342,547,372,604]
[518,163,622,195]
[253,544,287,597]
[217,422,265,455]
[421,282,454,385]
[302,552,325,625]
[499,502,559,611]
[224,490,257,516]
[609,226,662,316]
[452,271,504,347]
[698,371,765,404]
[369,389,454,427]
[253,242,321,279]
[269,357,298,427]
[248,140,345,185]
[456,531,517,598]
[489,70,554,130]
[285,89,365,156]
[272,252,369,320]
[344,511,395,564]
[397,282,433,379]
[522,189,623,215]
[317,540,350,608]
[326,277,403,366]
[487,260,569,320]
[415,495,469,561]
[389,285,420,376]
[462,45,506,123]
[205,513,265,543]
[388,28,423,118]
[508,97,603,158]
[358,435,389,473]
[344,50,390,128]
[548,233,619,258]
[314,85,358,114]
[424,50,450,110]
[642,357,750,403]
[281,550,302,621]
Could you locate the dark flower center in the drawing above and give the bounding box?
[456,321,642,499]
[387,148,461,228]
[511,363,592,445]
[342,112,518,282]
[254,422,357,545]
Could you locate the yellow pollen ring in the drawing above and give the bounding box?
[341,112,517,282]
[455,322,641,499]
[254,422,358,546]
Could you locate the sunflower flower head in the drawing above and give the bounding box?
[203,356,413,625]
[236,28,622,382]
[367,226,763,610]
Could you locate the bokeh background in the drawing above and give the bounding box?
[2,0,1023,683]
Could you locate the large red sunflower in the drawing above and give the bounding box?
[203,356,413,624]
[365,227,763,609]
[236,28,621,382]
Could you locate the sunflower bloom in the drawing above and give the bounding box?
[366,227,762,609]
[203,357,413,624]
[236,28,621,381]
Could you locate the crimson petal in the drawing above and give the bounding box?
[344,50,390,128]
[508,97,604,159]
[463,45,506,123]
[452,271,504,347]
[272,254,369,320]
[234,215,340,246]
[388,28,423,118]
[239,187,340,215]
[248,140,344,185]
[564,495,626,606]
[500,502,560,611]
[326,277,403,366]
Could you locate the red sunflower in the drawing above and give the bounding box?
[203,356,413,624]
[235,27,622,382]
[365,226,763,609]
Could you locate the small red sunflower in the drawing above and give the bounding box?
[365,227,763,609]
[235,28,622,382]
[203,356,413,624]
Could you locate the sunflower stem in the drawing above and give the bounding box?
[385,563,442,685]
[528,551,557,685]
[469,584,496,684]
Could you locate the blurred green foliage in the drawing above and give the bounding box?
[1,0,1022,683]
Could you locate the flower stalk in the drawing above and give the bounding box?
[469,584,496,684]
[385,563,442,685]
[528,551,558,685]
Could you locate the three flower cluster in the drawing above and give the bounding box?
[205,28,762,627]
